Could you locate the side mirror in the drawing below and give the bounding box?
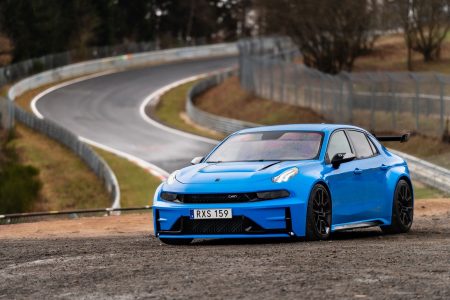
[331,153,356,169]
[190,156,204,165]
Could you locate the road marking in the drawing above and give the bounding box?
[31,70,118,119]
[138,68,235,145]
[79,136,169,180]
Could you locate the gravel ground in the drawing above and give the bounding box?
[1,204,449,299]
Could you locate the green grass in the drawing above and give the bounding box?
[414,182,447,199]
[95,148,161,207]
[154,80,224,140]
[9,124,111,211]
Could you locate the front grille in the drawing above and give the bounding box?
[181,193,257,204]
[166,216,266,234]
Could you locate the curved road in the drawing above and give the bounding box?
[36,57,235,173]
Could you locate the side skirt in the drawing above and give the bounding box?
[332,220,384,231]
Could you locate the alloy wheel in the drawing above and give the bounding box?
[312,186,332,236]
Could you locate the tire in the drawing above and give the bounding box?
[159,238,193,245]
[381,179,414,234]
[305,184,332,241]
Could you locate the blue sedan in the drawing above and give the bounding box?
[153,124,413,245]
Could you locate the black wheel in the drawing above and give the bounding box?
[306,184,332,241]
[381,179,414,234]
[159,238,193,245]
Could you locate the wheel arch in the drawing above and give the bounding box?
[397,175,414,199]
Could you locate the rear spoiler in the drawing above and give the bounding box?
[374,133,410,143]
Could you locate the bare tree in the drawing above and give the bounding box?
[256,0,377,74]
[394,0,450,65]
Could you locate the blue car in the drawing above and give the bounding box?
[153,124,413,245]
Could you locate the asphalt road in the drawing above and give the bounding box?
[36,57,236,173]
[1,212,450,299]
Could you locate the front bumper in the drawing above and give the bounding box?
[153,196,307,239]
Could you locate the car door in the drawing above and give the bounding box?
[346,130,386,221]
[324,130,364,225]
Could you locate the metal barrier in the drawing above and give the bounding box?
[238,37,450,139]
[0,206,152,225]
[3,42,238,210]
[0,96,14,129]
[187,69,450,195]
[186,69,258,135]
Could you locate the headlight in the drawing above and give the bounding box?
[272,167,298,183]
[160,192,178,202]
[256,190,290,199]
[166,170,180,185]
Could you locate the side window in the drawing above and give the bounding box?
[367,136,379,155]
[327,131,352,162]
[347,131,374,159]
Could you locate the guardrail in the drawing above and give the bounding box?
[3,43,238,210]
[186,68,258,135]
[187,69,450,195]
[0,206,152,225]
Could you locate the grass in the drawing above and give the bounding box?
[195,77,326,125]
[153,80,224,140]
[95,148,161,207]
[414,182,446,199]
[9,124,111,211]
[11,77,163,211]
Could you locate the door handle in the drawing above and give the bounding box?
[353,168,363,175]
[380,164,389,170]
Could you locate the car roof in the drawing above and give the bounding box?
[237,124,366,134]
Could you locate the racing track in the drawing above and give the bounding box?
[5,55,449,299]
[35,56,236,174]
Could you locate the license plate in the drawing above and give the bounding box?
[190,209,232,219]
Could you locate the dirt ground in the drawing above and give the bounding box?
[0,199,449,299]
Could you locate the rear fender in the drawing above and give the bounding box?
[384,164,411,224]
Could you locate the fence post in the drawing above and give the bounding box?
[280,61,285,102]
[294,66,299,106]
[386,74,397,130]
[410,73,420,131]
[436,74,445,136]
[367,74,376,131]
[319,73,325,115]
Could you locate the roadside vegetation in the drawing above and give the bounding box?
[152,80,223,140]
[8,124,110,211]
[95,148,161,207]
[0,128,41,214]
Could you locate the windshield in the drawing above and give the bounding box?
[206,131,323,162]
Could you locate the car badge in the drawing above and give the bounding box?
[215,178,220,182]
[228,194,238,199]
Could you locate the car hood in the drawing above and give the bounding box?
[175,160,315,184]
